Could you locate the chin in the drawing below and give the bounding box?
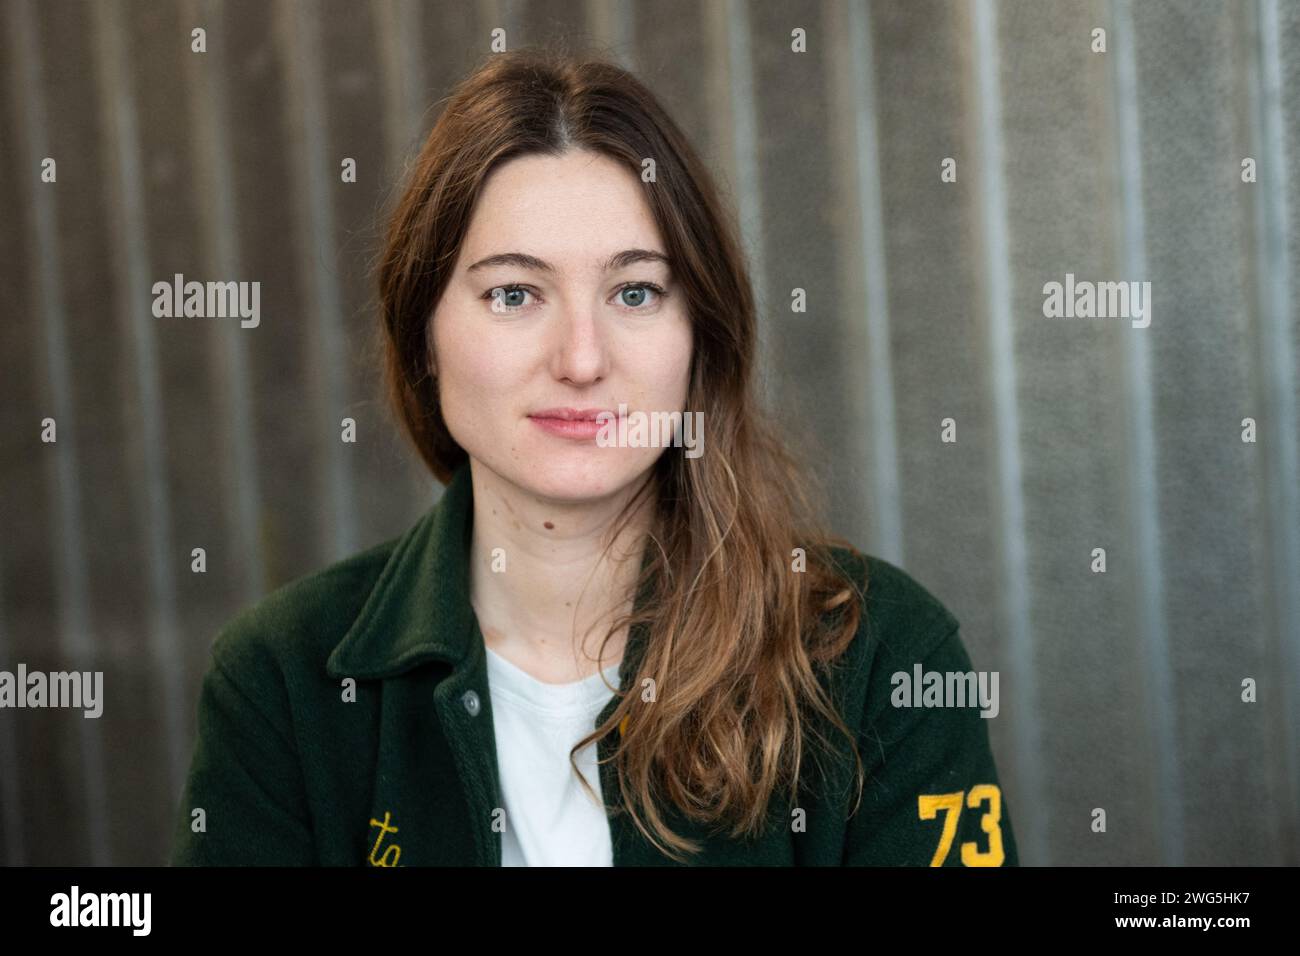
[508,446,654,505]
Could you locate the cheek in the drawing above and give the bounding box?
[433,311,532,437]
[645,318,693,404]
[433,314,490,426]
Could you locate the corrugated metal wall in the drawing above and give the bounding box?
[1,0,1296,865]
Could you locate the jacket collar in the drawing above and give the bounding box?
[327,461,478,680]
[326,459,653,683]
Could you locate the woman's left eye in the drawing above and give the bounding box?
[615,282,667,309]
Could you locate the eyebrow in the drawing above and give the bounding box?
[465,248,672,275]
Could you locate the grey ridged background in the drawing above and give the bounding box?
[1,0,1296,866]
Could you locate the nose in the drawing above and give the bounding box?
[548,297,609,387]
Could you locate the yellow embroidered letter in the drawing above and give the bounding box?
[368,811,402,866]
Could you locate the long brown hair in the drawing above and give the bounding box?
[375,44,869,862]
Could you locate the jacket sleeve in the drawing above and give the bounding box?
[842,624,1019,866]
[170,637,316,866]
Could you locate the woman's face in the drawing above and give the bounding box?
[431,148,693,505]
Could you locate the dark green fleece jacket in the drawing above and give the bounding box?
[170,461,1017,866]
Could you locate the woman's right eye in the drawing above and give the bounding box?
[482,285,536,312]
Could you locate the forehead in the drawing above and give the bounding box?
[459,150,665,272]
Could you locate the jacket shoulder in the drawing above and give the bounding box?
[818,547,966,732]
[173,537,402,866]
[207,534,401,686]
[824,546,961,654]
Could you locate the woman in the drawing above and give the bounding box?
[170,46,1016,867]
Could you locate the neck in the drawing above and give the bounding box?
[466,461,654,682]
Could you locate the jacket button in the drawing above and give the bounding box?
[462,690,481,716]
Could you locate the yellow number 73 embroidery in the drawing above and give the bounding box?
[917,784,1004,866]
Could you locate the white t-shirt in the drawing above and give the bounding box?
[485,646,623,866]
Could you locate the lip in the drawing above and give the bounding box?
[528,407,623,441]
[528,407,616,421]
